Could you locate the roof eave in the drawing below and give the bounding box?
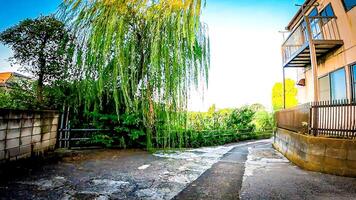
[286,0,317,31]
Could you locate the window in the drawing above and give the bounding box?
[352,64,356,100]
[319,75,331,101]
[342,0,356,11]
[320,4,335,24]
[308,7,323,39]
[308,7,318,17]
[319,68,348,101]
[320,4,335,17]
[330,68,347,100]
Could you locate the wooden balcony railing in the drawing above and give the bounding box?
[282,16,342,68]
[276,100,356,139]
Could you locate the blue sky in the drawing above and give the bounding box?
[0,0,61,72]
[0,0,304,110]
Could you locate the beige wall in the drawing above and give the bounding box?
[0,109,59,162]
[274,128,356,177]
[297,0,356,103]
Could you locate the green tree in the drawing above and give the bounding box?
[250,103,265,112]
[0,88,11,108]
[0,81,37,110]
[227,106,256,132]
[207,104,217,117]
[253,110,274,131]
[272,79,298,111]
[61,0,210,149]
[0,16,75,103]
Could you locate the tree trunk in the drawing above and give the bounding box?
[137,32,155,150]
[146,83,155,150]
[37,72,44,104]
[37,34,48,104]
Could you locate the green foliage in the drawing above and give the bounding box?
[0,78,83,112]
[187,105,232,131]
[162,129,273,148]
[0,15,75,103]
[272,79,298,111]
[253,110,275,132]
[128,130,146,141]
[79,111,146,148]
[88,134,115,148]
[119,137,127,149]
[227,106,256,132]
[0,2,274,150]
[0,81,38,110]
[250,103,265,112]
[60,0,210,149]
[117,113,146,146]
[0,88,11,108]
[167,104,274,148]
[43,80,82,110]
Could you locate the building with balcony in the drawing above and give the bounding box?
[278,0,356,138]
[274,0,356,177]
[282,0,356,104]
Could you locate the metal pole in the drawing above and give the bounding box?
[295,2,320,135]
[68,121,71,149]
[305,16,319,103]
[59,105,65,148]
[345,65,352,101]
[283,68,286,109]
[305,16,319,136]
[65,106,70,148]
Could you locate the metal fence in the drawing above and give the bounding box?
[311,100,356,139]
[276,100,356,139]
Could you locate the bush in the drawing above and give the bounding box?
[0,81,38,110]
[78,112,146,148]
[253,110,275,131]
[226,106,256,132]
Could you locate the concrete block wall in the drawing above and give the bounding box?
[0,109,59,162]
[273,128,356,177]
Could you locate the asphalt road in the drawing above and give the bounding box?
[1,139,356,200]
[240,142,356,200]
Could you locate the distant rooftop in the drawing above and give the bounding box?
[0,72,29,87]
[0,72,12,84]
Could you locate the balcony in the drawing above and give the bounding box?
[282,16,344,68]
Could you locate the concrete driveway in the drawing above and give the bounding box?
[1,139,356,200]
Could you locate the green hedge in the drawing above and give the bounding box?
[153,130,273,148]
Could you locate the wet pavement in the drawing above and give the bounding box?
[1,139,356,200]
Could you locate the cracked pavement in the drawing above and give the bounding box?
[1,139,356,200]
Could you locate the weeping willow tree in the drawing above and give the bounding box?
[60,0,210,149]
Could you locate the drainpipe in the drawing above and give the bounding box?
[345,66,352,102]
[283,68,286,109]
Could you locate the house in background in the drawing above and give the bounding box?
[277,0,356,138]
[274,0,356,177]
[0,72,29,89]
[282,0,356,104]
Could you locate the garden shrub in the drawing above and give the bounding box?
[227,106,256,133]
